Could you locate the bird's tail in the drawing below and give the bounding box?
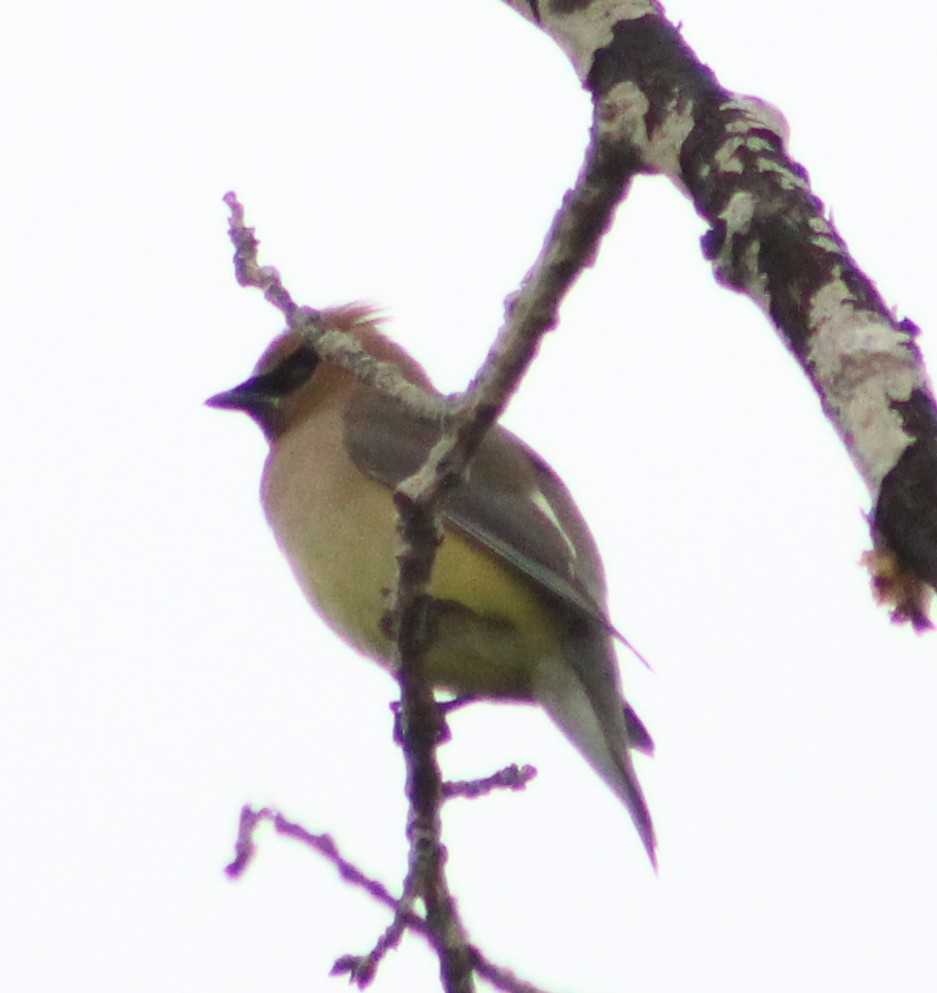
[534,648,657,868]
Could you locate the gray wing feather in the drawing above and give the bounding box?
[346,388,656,861]
[344,389,611,628]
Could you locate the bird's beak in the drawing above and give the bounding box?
[206,378,285,444]
[205,377,272,414]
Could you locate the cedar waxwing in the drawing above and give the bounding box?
[207,304,656,863]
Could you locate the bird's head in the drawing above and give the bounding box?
[206,303,429,440]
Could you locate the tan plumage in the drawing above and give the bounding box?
[208,304,656,863]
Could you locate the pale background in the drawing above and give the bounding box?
[3,2,936,990]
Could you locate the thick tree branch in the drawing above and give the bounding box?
[501,0,937,627]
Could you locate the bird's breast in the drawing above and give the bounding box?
[260,408,562,699]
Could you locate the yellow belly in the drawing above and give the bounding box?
[262,433,559,699]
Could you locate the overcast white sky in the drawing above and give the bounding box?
[3,1,937,990]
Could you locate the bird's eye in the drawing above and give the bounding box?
[266,347,319,394]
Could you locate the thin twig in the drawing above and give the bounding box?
[382,116,643,993]
[223,192,448,422]
[443,764,538,800]
[221,109,644,991]
[225,806,556,993]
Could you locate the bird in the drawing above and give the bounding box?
[207,303,656,864]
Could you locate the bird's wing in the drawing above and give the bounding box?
[346,387,657,860]
[343,388,612,631]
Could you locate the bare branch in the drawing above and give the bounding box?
[500,0,937,625]
[443,763,538,800]
[382,119,642,992]
[224,191,298,319]
[225,806,559,993]
[222,101,644,990]
[234,119,645,992]
[223,192,449,422]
